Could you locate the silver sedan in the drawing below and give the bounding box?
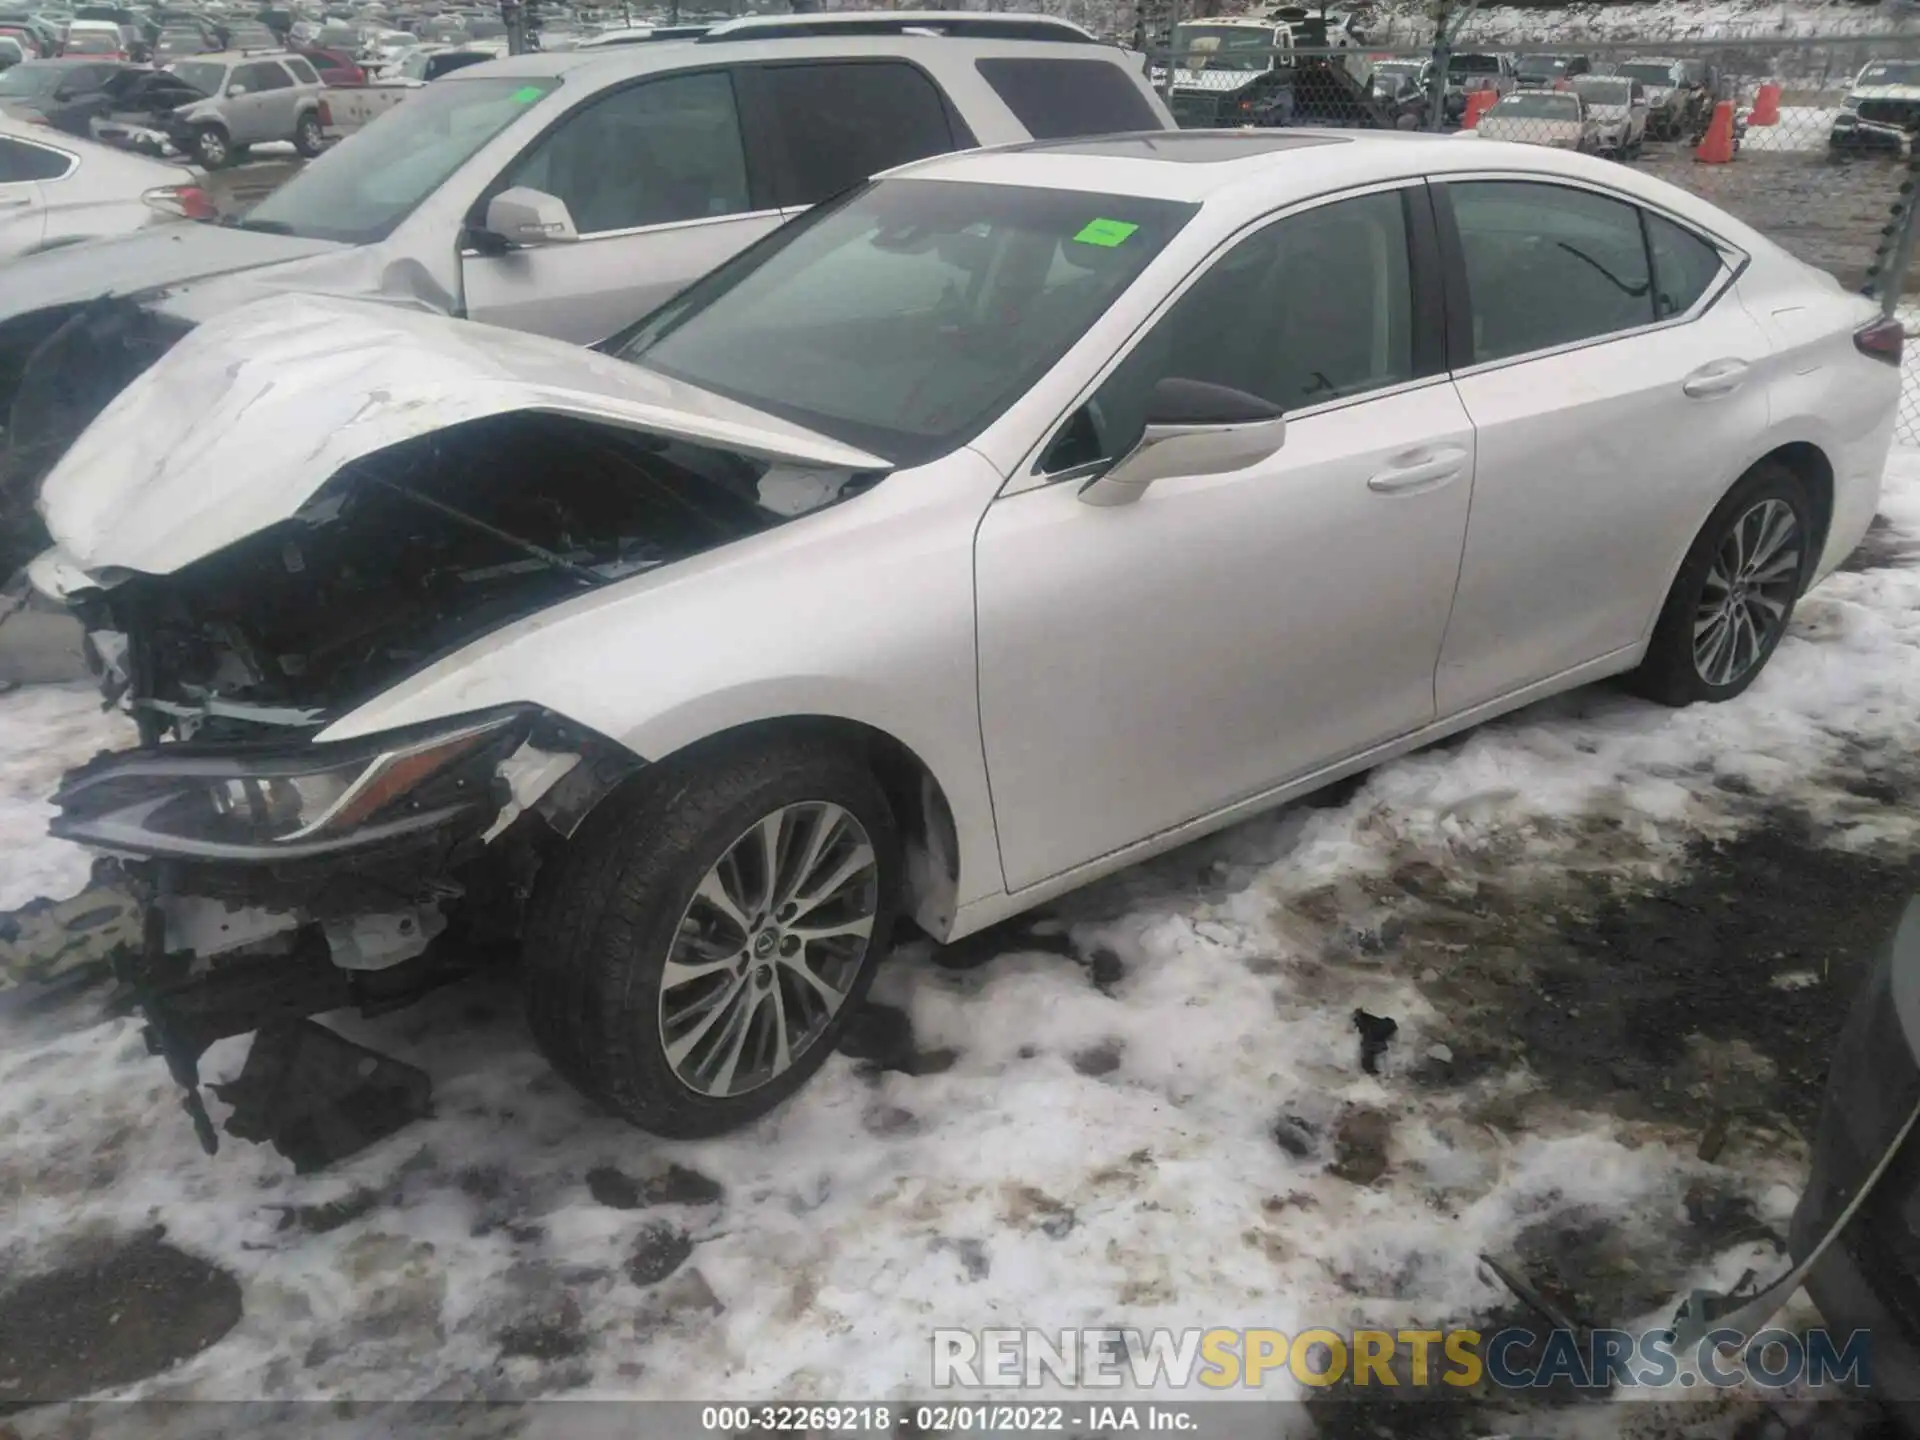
[31,129,1900,1141]
[0,116,207,260]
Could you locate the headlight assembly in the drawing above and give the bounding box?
[50,708,534,861]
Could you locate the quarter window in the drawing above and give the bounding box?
[501,70,751,235]
[1645,210,1723,318]
[755,61,958,207]
[1447,180,1653,363]
[0,136,70,181]
[1044,189,1415,471]
[284,57,319,85]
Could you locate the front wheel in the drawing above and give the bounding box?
[191,123,230,169]
[293,111,324,157]
[1631,462,1813,706]
[523,735,901,1137]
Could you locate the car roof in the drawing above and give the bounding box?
[882,127,1773,245]
[444,28,1145,81]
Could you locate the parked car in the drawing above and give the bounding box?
[1442,50,1515,120]
[1162,15,1375,127]
[61,19,129,56]
[23,130,1899,1145]
[0,114,207,259]
[0,57,201,139]
[388,40,495,79]
[0,12,1175,549]
[1829,57,1920,155]
[1570,73,1648,156]
[1465,89,1595,150]
[1612,56,1696,139]
[293,41,367,83]
[1368,65,1428,129]
[1792,896,1920,1419]
[163,49,331,165]
[1513,51,1589,89]
[155,25,220,57]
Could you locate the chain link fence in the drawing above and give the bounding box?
[1147,27,1920,440]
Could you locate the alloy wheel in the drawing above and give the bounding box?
[658,801,880,1099]
[1691,497,1801,687]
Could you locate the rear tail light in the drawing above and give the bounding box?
[141,183,217,221]
[316,97,332,124]
[1855,314,1907,365]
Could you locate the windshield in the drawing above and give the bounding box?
[242,74,554,243]
[1170,23,1277,73]
[617,178,1197,468]
[168,58,222,93]
[61,28,115,50]
[1618,62,1676,85]
[1449,53,1499,74]
[1859,60,1920,87]
[156,29,204,52]
[0,60,62,94]
[1573,76,1631,105]
[1517,54,1570,76]
[1491,92,1579,118]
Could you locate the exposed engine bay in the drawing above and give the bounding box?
[34,403,882,1163]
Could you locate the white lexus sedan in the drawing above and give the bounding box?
[30,130,1900,1145]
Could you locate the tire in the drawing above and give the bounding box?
[293,111,324,158]
[1630,461,1814,706]
[191,124,230,170]
[523,733,901,1137]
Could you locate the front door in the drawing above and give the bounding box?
[461,68,782,345]
[975,185,1475,890]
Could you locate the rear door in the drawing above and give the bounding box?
[1431,177,1772,715]
[0,135,53,257]
[232,59,295,141]
[460,67,778,344]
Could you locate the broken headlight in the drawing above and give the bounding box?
[49,708,534,861]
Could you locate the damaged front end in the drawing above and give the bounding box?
[28,291,892,1164]
[0,296,193,580]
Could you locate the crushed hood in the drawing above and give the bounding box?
[39,292,892,577]
[0,224,349,323]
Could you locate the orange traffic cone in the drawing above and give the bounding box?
[1750,81,1781,125]
[1695,100,1736,163]
[1463,88,1498,128]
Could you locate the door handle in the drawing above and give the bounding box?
[1367,445,1468,494]
[1683,359,1749,398]
[0,194,32,209]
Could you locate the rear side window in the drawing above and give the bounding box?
[1645,211,1723,318]
[285,57,319,85]
[0,135,71,181]
[755,60,956,207]
[974,57,1161,139]
[1446,180,1653,363]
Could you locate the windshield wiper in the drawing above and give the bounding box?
[224,216,295,234]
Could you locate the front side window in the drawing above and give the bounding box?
[620,178,1197,467]
[284,56,318,85]
[243,73,557,243]
[1447,180,1652,364]
[1042,188,1414,472]
[974,57,1160,141]
[755,61,957,208]
[499,70,749,235]
[235,60,292,91]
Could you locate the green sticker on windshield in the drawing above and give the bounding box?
[1073,218,1139,248]
[510,85,544,103]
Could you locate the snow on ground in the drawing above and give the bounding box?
[0,682,134,912]
[4,451,1920,1423]
[1374,0,1920,45]
[1736,103,1838,150]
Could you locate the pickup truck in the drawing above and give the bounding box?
[320,43,507,134]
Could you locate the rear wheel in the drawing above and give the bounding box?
[523,735,900,1137]
[293,112,324,157]
[1631,462,1813,706]
[191,123,230,169]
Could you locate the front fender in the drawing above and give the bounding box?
[315,447,1009,917]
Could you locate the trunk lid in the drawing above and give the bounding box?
[39,292,892,578]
